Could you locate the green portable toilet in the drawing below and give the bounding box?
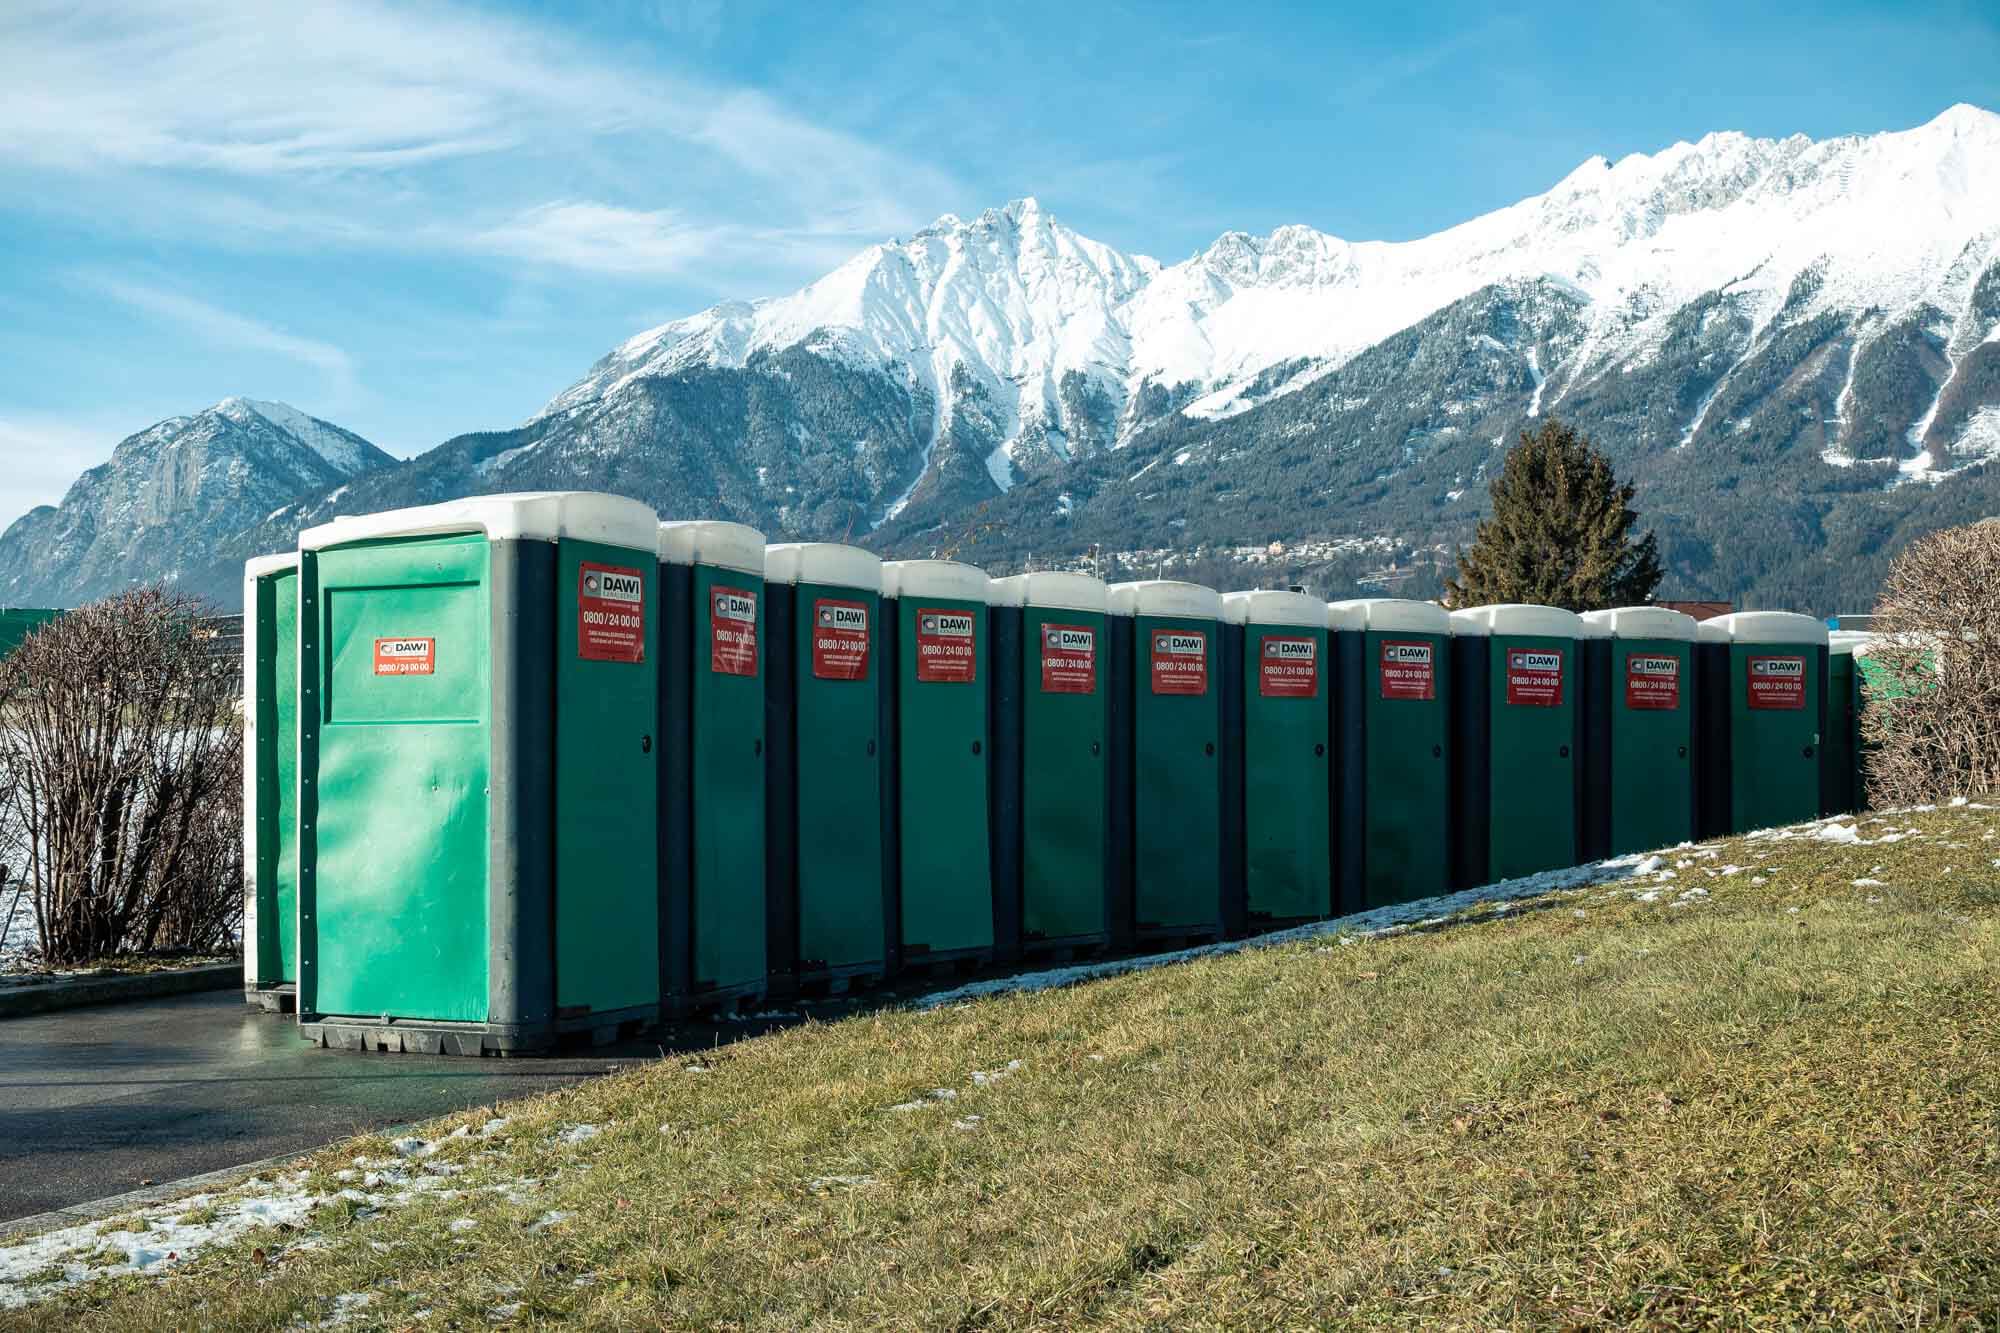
[1578,606,1699,858]
[1220,590,1332,932]
[1695,611,1828,837]
[296,492,662,1054]
[1327,598,1453,912]
[658,520,767,1017]
[988,572,1110,961]
[1107,580,1225,947]
[881,560,995,969]
[1822,630,1872,817]
[243,553,301,1014]
[1448,604,1583,887]
[763,543,890,992]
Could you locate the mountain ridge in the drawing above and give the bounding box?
[4,105,1999,612]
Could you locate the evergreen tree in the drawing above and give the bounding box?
[1444,419,1663,611]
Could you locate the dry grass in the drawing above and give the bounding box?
[5,807,1999,1329]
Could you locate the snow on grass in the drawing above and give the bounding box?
[0,1178,321,1310]
[555,1124,603,1146]
[917,850,1670,1011]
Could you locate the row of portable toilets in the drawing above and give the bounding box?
[240,491,1867,1055]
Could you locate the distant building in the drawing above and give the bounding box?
[1657,600,1731,622]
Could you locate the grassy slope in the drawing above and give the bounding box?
[6,808,2000,1329]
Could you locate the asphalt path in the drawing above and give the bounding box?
[0,990,674,1226]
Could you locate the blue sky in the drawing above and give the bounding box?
[1,0,1995,526]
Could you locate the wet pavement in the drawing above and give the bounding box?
[0,990,675,1225]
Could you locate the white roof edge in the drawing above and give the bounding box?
[763,542,882,592]
[657,520,765,575]
[1828,630,1876,655]
[988,572,1107,613]
[1447,603,1585,639]
[300,491,658,552]
[1579,606,1699,642]
[1220,589,1326,628]
[881,559,991,603]
[244,552,299,580]
[1326,597,1452,635]
[1707,611,1831,646]
[1106,579,1222,620]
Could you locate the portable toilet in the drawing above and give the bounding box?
[1220,590,1332,932]
[1448,604,1584,887]
[1695,611,1829,837]
[988,572,1110,962]
[1822,630,1873,818]
[1106,580,1225,947]
[243,553,301,1014]
[1327,598,1453,911]
[296,493,662,1054]
[1578,606,1699,859]
[881,559,995,969]
[764,543,890,992]
[657,521,767,1017]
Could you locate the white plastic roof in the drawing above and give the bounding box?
[1829,630,1877,656]
[1220,590,1326,627]
[657,520,765,575]
[300,492,658,552]
[1106,579,1223,620]
[1446,603,1585,639]
[244,552,299,581]
[1325,597,1452,635]
[881,559,992,603]
[1701,611,1830,646]
[1579,606,1699,642]
[988,572,1107,613]
[763,542,882,592]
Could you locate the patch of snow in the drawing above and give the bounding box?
[555,1124,602,1146]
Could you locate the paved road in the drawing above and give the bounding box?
[0,990,673,1226]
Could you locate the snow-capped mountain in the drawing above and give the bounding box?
[6,106,1999,613]
[0,398,394,605]
[534,104,2000,508]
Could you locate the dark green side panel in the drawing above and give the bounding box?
[250,568,300,988]
[1132,614,1221,937]
[1486,634,1576,881]
[896,596,992,958]
[794,581,884,971]
[1821,654,1858,817]
[692,565,767,995]
[1609,639,1694,855]
[309,535,491,1023]
[554,539,659,1018]
[1020,607,1107,943]
[1241,626,1331,922]
[1359,629,1451,907]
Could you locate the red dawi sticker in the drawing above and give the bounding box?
[914,607,977,683]
[1257,634,1318,698]
[1040,623,1097,694]
[709,586,758,677]
[1150,629,1208,696]
[1624,653,1680,710]
[578,562,646,663]
[811,598,870,680]
[373,638,435,676]
[1378,639,1435,701]
[1505,647,1565,707]
[1747,654,1806,710]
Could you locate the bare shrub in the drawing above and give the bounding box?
[1862,521,2000,804]
[0,589,244,966]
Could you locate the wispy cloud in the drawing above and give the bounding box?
[84,277,356,391]
[475,203,730,277]
[0,0,961,282]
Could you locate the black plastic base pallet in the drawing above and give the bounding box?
[245,984,296,1015]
